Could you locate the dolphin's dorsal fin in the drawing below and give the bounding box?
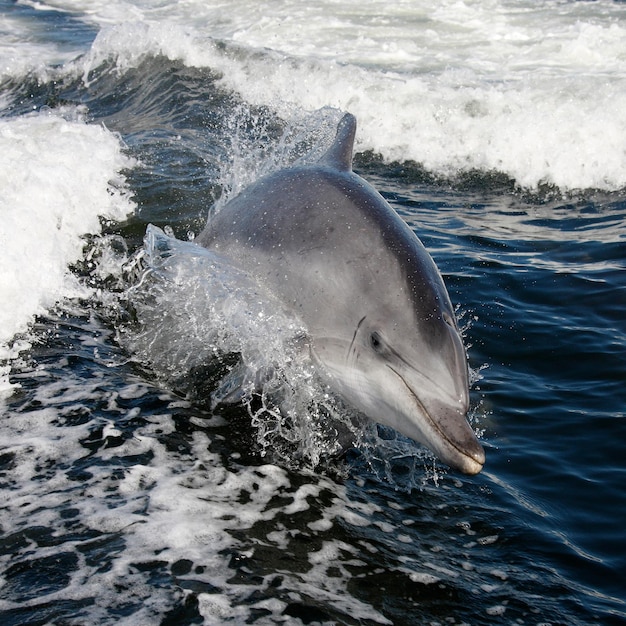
[319,113,356,171]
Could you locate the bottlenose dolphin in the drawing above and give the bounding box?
[196,113,485,474]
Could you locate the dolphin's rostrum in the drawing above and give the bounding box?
[197,113,485,474]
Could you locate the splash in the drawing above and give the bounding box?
[120,225,357,470]
[210,104,345,215]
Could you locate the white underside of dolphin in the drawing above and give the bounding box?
[197,113,485,475]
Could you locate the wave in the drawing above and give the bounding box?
[4,1,626,192]
[68,16,626,192]
[0,108,135,393]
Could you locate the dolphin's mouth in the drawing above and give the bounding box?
[309,342,484,474]
[388,365,485,475]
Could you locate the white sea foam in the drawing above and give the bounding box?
[0,108,135,394]
[39,0,626,191]
[0,350,396,624]
[0,0,97,81]
[0,11,69,79]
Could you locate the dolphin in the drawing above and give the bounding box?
[196,113,485,474]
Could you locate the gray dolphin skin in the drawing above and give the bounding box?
[196,113,485,475]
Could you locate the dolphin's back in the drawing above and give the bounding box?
[196,161,448,340]
[196,116,451,333]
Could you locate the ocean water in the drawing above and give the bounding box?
[1,0,625,624]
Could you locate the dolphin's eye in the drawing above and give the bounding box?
[370,331,383,352]
[442,312,455,328]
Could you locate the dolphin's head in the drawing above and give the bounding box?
[309,232,485,475]
[312,309,484,474]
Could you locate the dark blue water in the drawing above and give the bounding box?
[1,11,626,625]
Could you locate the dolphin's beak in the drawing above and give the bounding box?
[454,439,485,475]
[425,401,485,475]
[419,403,484,474]
[390,366,485,475]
